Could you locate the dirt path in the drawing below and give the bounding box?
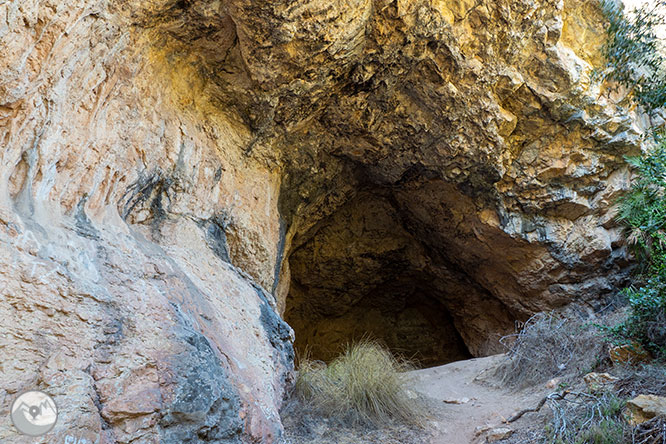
[283,354,549,444]
[409,354,546,444]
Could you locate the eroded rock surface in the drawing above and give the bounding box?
[0,0,645,441]
[277,0,643,359]
[0,1,291,442]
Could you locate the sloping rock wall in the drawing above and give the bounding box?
[0,1,292,442]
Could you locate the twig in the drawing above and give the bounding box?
[507,391,570,423]
[507,390,600,424]
[633,416,666,444]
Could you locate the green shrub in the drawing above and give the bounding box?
[614,142,666,360]
[294,341,424,426]
[601,0,666,361]
[614,282,666,359]
[601,0,666,111]
[617,143,666,266]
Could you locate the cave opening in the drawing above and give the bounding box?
[285,275,473,367]
[282,186,507,368]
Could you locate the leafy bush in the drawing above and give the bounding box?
[601,0,666,361]
[294,341,424,426]
[614,142,666,359]
[614,282,666,359]
[601,0,666,111]
[617,144,666,266]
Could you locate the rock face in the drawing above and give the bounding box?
[280,0,642,360]
[0,0,644,442]
[0,1,292,442]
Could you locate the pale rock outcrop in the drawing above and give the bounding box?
[627,395,666,425]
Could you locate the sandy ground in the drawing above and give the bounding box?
[409,354,547,444]
[283,354,550,444]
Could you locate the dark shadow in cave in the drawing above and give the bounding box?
[283,189,491,368]
[286,276,472,367]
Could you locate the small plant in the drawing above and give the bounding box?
[575,419,625,444]
[293,341,424,426]
[545,391,628,444]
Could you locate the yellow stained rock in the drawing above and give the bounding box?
[627,395,666,425]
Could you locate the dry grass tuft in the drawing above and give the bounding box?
[294,341,425,426]
[496,312,610,388]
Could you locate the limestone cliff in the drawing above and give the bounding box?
[0,0,645,442]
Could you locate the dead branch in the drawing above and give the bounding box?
[506,391,598,423]
[507,391,570,423]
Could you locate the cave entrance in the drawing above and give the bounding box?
[284,191,476,368]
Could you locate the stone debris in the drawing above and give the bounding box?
[475,424,492,436]
[486,427,514,442]
[583,372,619,391]
[444,397,472,404]
[627,395,666,425]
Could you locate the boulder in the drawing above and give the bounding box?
[486,427,514,442]
[627,395,666,425]
[610,343,651,365]
[583,372,619,391]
